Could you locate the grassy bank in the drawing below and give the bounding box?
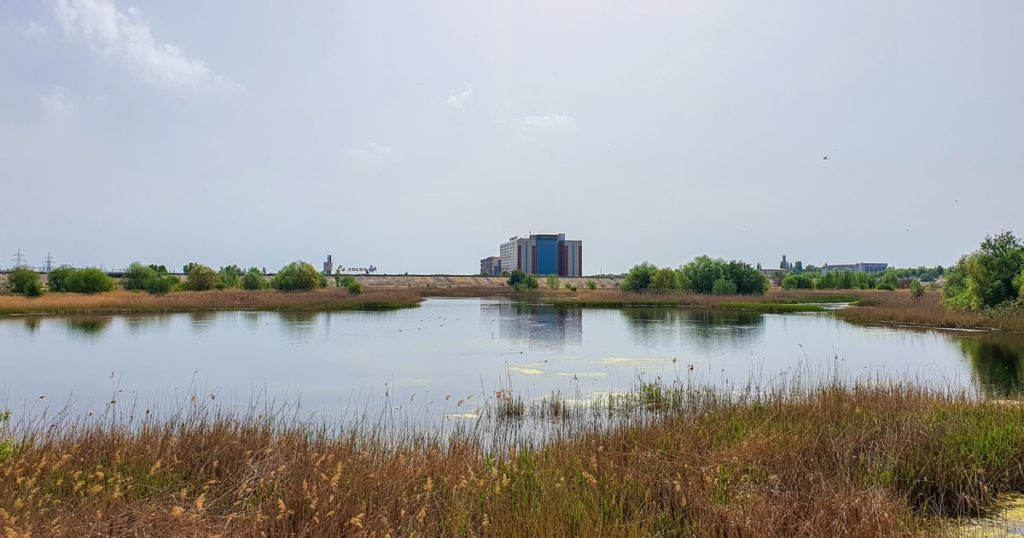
[835,290,1024,333]
[0,289,422,316]
[1,383,1022,536]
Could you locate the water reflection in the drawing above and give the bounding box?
[620,307,765,349]
[65,316,112,339]
[485,301,582,349]
[279,312,320,343]
[960,336,1024,397]
[22,317,40,333]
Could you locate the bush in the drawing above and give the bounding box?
[184,264,220,291]
[7,267,43,297]
[678,256,766,295]
[712,278,738,295]
[47,265,76,292]
[586,280,597,290]
[272,262,325,291]
[507,270,538,291]
[546,275,561,290]
[910,279,924,300]
[650,268,681,292]
[875,270,899,291]
[218,265,243,289]
[781,275,798,289]
[122,262,178,294]
[620,262,657,292]
[64,268,114,294]
[335,274,356,288]
[945,232,1024,310]
[241,267,268,290]
[346,280,362,295]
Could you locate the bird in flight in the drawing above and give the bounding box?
[822,155,830,160]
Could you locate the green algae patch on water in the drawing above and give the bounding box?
[956,494,1024,537]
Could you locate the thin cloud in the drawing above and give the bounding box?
[443,83,472,108]
[53,0,237,91]
[16,21,49,39]
[344,142,393,162]
[521,114,576,131]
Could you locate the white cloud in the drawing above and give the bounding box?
[520,114,576,131]
[16,21,49,39]
[39,86,74,121]
[53,0,236,91]
[344,142,393,162]
[443,83,472,108]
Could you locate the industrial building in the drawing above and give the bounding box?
[479,256,501,276]
[498,234,582,277]
[820,262,888,274]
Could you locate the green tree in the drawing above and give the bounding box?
[123,262,156,291]
[271,262,326,291]
[184,264,220,291]
[620,262,658,292]
[346,280,363,295]
[47,265,76,292]
[680,256,723,294]
[781,275,798,289]
[242,267,268,290]
[546,275,561,290]
[64,268,114,294]
[507,270,538,291]
[875,270,899,291]
[723,261,768,295]
[711,278,738,295]
[909,278,924,300]
[7,267,43,297]
[650,268,681,292]
[218,265,243,288]
[944,232,1024,310]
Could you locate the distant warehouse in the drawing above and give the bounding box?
[820,262,888,274]
[498,233,582,277]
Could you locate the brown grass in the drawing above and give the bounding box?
[835,290,1024,332]
[1,383,1022,536]
[0,289,422,316]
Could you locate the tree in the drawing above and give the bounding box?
[507,270,538,291]
[620,262,657,292]
[944,232,1024,310]
[781,275,798,289]
[218,265,243,288]
[47,265,76,292]
[910,278,924,300]
[650,268,681,292]
[546,275,561,290]
[64,268,114,294]
[875,270,899,291]
[711,278,737,295]
[346,280,363,295]
[271,262,326,291]
[723,261,768,295]
[680,256,723,294]
[184,264,219,291]
[7,267,42,297]
[242,267,268,290]
[123,262,178,294]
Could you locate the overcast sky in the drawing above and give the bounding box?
[1,1,1021,274]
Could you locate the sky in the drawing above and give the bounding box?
[0,1,1021,274]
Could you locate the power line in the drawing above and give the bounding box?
[11,249,26,269]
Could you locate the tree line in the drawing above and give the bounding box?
[620,256,769,295]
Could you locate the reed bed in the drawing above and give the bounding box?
[0,289,422,316]
[1,381,1022,536]
[835,290,1024,333]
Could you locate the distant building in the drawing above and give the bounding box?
[480,256,501,276]
[323,254,334,275]
[499,234,582,277]
[820,262,888,274]
[780,255,792,270]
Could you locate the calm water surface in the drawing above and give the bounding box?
[2,298,1023,417]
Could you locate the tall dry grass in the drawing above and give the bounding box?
[0,289,422,316]
[836,289,1024,332]
[1,381,1022,536]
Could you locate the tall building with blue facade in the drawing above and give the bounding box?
[499,234,582,277]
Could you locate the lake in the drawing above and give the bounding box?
[2,297,1022,419]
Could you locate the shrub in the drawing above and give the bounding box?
[620,262,657,292]
[650,268,681,292]
[875,270,899,291]
[184,264,220,291]
[272,262,325,291]
[346,280,363,295]
[122,262,178,294]
[242,267,268,290]
[64,268,114,294]
[508,270,538,291]
[218,265,243,289]
[945,232,1024,310]
[47,265,76,292]
[7,267,43,297]
[910,279,924,300]
[335,274,356,288]
[781,275,798,289]
[712,278,738,295]
[546,275,561,290]
[586,279,597,290]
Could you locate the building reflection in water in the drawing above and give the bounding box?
[484,301,582,350]
[959,335,1024,397]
